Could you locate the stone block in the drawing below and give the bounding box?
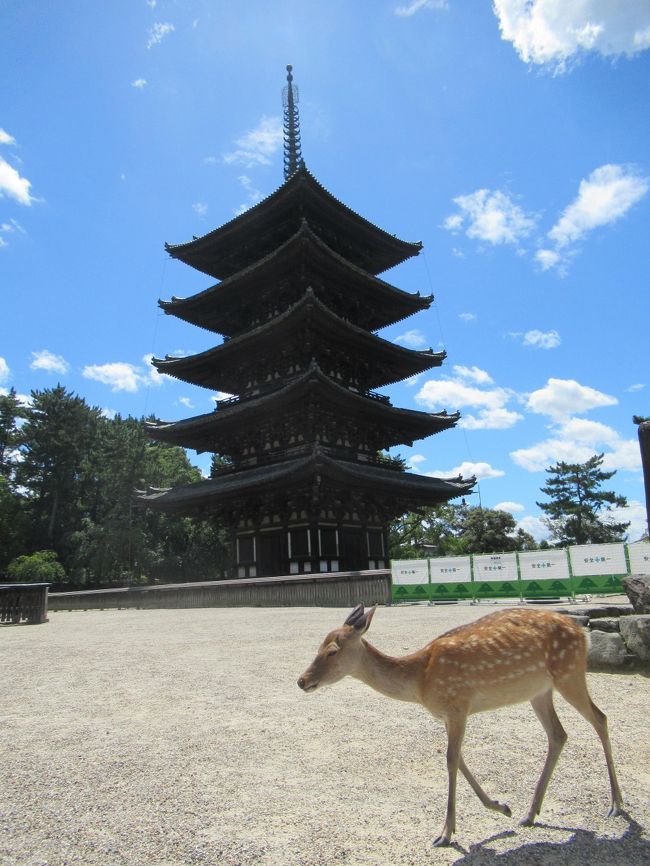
[622,576,650,615]
[587,630,627,669]
[588,618,620,633]
[619,614,650,661]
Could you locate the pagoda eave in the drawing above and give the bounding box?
[165,165,422,279]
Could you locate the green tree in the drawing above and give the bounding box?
[0,389,30,570]
[16,386,104,559]
[389,503,535,558]
[537,453,629,546]
[458,507,536,553]
[7,549,68,584]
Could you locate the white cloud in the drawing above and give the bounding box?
[212,391,235,404]
[452,365,494,385]
[516,515,549,542]
[147,22,174,49]
[0,128,16,146]
[427,461,505,481]
[461,407,524,430]
[549,164,648,248]
[526,377,617,421]
[0,218,25,248]
[627,383,645,393]
[146,0,157,8]
[444,188,536,246]
[83,355,166,393]
[30,350,69,375]
[535,248,562,271]
[192,201,208,217]
[458,312,477,323]
[0,156,34,206]
[131,78,147,89]
[234,174,263,215]
[223,116,283,168]
[417,372,523,430]
[493,0,650,71]
[0,356,9,383]
[395,0,447,16]
[521,329,561,349]
[395,329,427,348]
[511,416,640,473]
[178,396,195,409]
[607,500,648,542]
[406,453,427,468]
[494,501,525,513]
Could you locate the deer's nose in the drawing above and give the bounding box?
[297,677,306,690]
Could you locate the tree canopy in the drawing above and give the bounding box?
[0,386,230,586]
[536,453,629,546]
[390,503,536,559]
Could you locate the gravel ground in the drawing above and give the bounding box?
[1,602,649,866]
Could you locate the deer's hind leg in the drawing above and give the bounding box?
[554,672,623,816]
[521,689,567,826]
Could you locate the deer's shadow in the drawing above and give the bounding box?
[450,813,648,865]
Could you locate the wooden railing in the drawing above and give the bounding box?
[0,583,50,624]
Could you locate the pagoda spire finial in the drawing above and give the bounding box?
[282,64,302,181]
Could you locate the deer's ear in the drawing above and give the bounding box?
[345,604,376,633]
[344,603,365,628]
[357,604,376,633]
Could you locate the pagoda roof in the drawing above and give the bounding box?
[165,164,422,279]
[152,289,445,393]
[160,220,432,336]
[138,447,475,517]
[146,362,458,453]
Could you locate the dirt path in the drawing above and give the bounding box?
[1,603,648,865]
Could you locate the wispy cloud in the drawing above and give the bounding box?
[395,329,427,348]
[511,416,640,473]
[0,156,35,206]
[458,312,477,323]
[525,377,617,421]
[537,164,648,271]
[0,356,10,383]
[30,350,69,375]
[493,0,650,72]
[510,329,561,349]
[0,128,16,146]
[147,22,174,49]
[83,354,166,392]
[427,461,504,481]
[192,201,208,217]
[222,116,283,168]
[131,78,147,89]
[395,0,447,17]
[416,367,523,430]
[234,175,263,216]
[443,188,536,246]
[494,501,525,513]
[626,383,645,393]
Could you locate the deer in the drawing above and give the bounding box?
[297,604,623,847]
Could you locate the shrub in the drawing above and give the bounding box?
[7,550,67,584]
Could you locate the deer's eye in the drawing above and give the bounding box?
[327,646,339,657]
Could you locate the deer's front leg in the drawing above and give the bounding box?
[434,715,467,847]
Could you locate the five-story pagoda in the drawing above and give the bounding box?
[141,66,475,578]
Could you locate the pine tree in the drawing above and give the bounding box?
[537,453,629,546]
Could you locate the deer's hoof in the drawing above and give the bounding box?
[519,817,535,827]
[433,834,451,848]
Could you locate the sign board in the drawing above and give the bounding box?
[472,553,518,582]
[428,556,472,584]
[569,543,627,576]
[627,542,650,575]
[518,549,570,582]
[391,560,429,585]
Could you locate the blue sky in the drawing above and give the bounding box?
[2,1,649,541]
